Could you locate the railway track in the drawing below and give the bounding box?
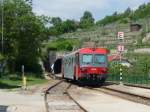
[106,81,150,89]
[44,80,88,112]
[86,84,150,106]
[69,84,150,112]
[45,75,150,110]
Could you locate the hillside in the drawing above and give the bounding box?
[47,2,150,53]
[96,2,150,26]
[58,17,150,53]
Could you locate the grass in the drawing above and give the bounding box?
[0,74,48,89]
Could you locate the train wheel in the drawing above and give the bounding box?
[77,80,85,87]
[65,78,70,82]
[73,76,77,81]
[100,79,106,85]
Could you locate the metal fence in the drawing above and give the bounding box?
[107,53,150,87]
[107,73,150,86]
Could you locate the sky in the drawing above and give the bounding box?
[32,0,150,21]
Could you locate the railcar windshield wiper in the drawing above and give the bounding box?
[84,62,91,64]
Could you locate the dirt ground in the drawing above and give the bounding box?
[0,77,58,112]
[68,85,150,112]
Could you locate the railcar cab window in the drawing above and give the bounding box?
[94,54,106,64]
[82,54,92,64]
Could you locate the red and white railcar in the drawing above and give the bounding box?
[62,48,109,84]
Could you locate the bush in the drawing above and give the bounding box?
[108,53,150,84]
[46,38,79,51]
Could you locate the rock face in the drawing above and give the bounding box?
[142,33,150,44]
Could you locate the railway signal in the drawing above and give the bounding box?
[117,44,124,52]
[117,32,124,85]
[117,32,124,40]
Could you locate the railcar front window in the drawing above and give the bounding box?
[82,54,92,64]
[94,54,106,64]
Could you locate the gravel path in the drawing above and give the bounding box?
[46,81,84,112]
[0,90,45,112]
[0,78,58,112]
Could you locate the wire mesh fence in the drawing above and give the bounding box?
[107,73,150,86]
[107,53,150,87]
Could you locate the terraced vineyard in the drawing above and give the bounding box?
[58,20,150,50]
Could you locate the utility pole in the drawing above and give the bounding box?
[1,0,4,53]
[0,0,4,77]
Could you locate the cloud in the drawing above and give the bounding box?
[32,0,150,21]
[33,0,109,20]
[115,0,150,10]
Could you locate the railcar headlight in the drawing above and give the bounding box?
[80,68,87,72]
[101,68,107,74]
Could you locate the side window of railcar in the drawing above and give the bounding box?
[66,58,69,66]
[64,59,67,65]
[72,57,74,65]
[75,54,79,65]
[70,57,72,66]
[68,58,71,66]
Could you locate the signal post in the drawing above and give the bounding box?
[117,32,125,85]
[22,65,27,90]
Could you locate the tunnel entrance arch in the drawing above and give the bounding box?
[53,58,62,74]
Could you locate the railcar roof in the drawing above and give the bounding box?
[78,47,109,54]
[64,48,109,57]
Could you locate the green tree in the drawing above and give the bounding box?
[61,19,77,33]
[48,17,63,36]
[38,15,51,27]
[113,11,118,16]
[96,2,150,25]
[51,17,62,26]
[49,19,77,35]
[80,11,95,29]
[124,7,131,16]
[0,0,46,73]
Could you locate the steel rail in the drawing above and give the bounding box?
[44,80,63,112]
[106,81,150,89]
[44,80,88,112]
[66,84,88,112]
[86,86,150,106]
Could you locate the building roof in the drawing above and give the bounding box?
[108,54,126,61]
